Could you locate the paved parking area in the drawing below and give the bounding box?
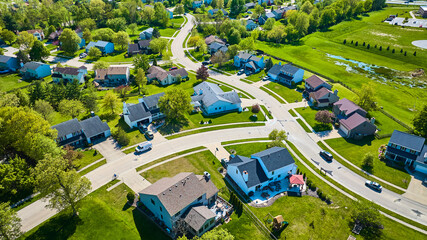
[93,137,125,162]
[206,143,230,162]
[120,169,152,193]
[403,173,427,205]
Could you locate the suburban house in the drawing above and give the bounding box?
[139,172,224,237]
[140,28,154,40]
[147,66,189,86]
[420,6,427,18]
[258,0,274,5]
[0,56,21,71]
[226,147,297,196]
[272,8,285,20]
[191,82,242,115]
[246,20,258,31]
[192,0,203,8]
[267,63,304,86]
[52,66,88,84]
[128,40,152,56]
[333,98,376,139]
[205,35,225,46]
[385,130,427,174]
[20,61,51,79]
[26,29,44,41]
[234,51,265,74]
[208,41,228,55]
[85,41,114,54]
[208,9,228,17]
[258,12,276,25]
[51,116,111,146]
[308,88,339,108]
[304,75,331,92]
[74,28,86,49]
[167,8,174,19]
[94,66,130,87]
[123,92,165,128]
[244,2,256,9]
[48,29,63,41]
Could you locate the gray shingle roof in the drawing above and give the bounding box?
[128,43,140,53]
[51,119,82,139]
[142,92,165,109]
[139,172,218,216]
[126,102,151,122]
[22,61,46,71]
[192,82,241,108]
[0,55,16,63]
[138,39,151,48]
[389,130,425,152]
[252,147,295,172]
[416,146,427,164]
[184,206,216,232]
[79,116,110,138]
[267,64,283,75]
[234,158,269,188]
[281,63,300,75]
[237,51,253,60]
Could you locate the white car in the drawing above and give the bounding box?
[365,180,382,192]
[135,141,152,153]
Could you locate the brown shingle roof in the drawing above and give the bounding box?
[94,69,108,80]
[310,87,332,101]
[107,66,128,75]
[340,113,370,130]
[305,75,327,89]
[53,67,81,76]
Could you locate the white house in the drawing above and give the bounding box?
[139,172,219,236]
[226,147,297,196]
[123,92,165,128]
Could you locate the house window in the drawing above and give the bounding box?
[151,199,155,205]
[390,143,397,148]
[401,147,407,151]
[409,149,416,154]
[236,170,238,174]
[161,215,163,220]
[215,108,217,110]
[272,171,275,175]
[219,107,221,110]
[160,206,162,212]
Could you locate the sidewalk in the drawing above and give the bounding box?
[205,144,229,162]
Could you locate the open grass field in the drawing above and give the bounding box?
[264,82,303,103]
[325,137,411,189]
[256,6,427,126]
[21,182,170,240]
[223,142,424,239]
[245,70,267,82]
[0,73,31,92]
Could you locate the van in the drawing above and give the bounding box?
[135,141,152,153]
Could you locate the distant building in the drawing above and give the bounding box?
[258,12,275,25]
[208,9,228,17]
[208,41,228,55]
[244,2,256,9]
[267,63,304,86]
[147,66,189,86]
[304,75,331,92]
[246,20,258,31]
[123,92,165,128]
[191,82,242,115]
[420,6,427,18]
[0,56,21,71]
[94,66,130,87]
[51,116,111,146]
[85,41,114,54]
[52,66,87,84]
[192,0,203,8]
[234,51,265,74]
[140,28,154,40]
[25,29,45,41]
[258,0,274,5]
[128,40,152,56]
[20,62,51,79]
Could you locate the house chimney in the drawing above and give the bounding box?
[123,101,127,110]
[90,111,95,117]
[334,89,338,95]
[242,171,249,182]
[370,117,375,124]
[199,89,203,95]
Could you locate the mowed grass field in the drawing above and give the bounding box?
[256,6,427,126]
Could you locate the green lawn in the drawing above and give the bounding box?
[189,49,206,61]
[170,16,185,26]
[78,159,107,176]
[73,149,103,170]
[264,82,303,103]
[295,107,333,132]
[159,28,177,37]
[331,83,358,101]
[260,105,273,119]
[92,51,129,63]
[0,73,31,92]
[215,61,237,74]
[21,182,170,240]
[288,109,297,117]
[369,110,409,136]
[296,119,311,133]
[255,6,427,126]
[325,137,411,189]
[245,70,267,82]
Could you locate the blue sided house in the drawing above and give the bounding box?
[20,62,51,79]
[258,0,274,5]
[0,55,21,72]
[234,51,265,75]
[258,12,276,25]
[267,62,304,86]
[385,130,427,174]
[226,147,299,200]
[140,28,154,40]
[208,9,228,17]
[167,8,173,19]
[85,41,114,54]
[75,28,86,48]
[192,0,203,8]
[246,20,258,31]
[191,82,242,116]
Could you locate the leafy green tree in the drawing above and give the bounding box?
[0,157,35,203]
[93,28,115,42]
[264,18,275,31]
[65,80,82,100]
[268,129,287,147]
[59,28,80,54]
[228,29,241,45]
[28,81,47,104]
[112,31,130,51]
[301,1,314,14]
[141,6,156,25]
[83,28,92,43]
[149,37,168,55]
[34,99,54,121]
[154,2,170,27]
[295,12,309,38]
[35,154,91,216]
[58,99,85,118]
[48,83,65,108]
[200,228,234,240]
[78,18,97,31]
[351,201,383,238]
[371,0,385,11]
[128,23,138,36]
[364,0,373,12]
[101,91,120,114]
[88,46,102,59]
[356,84,376,111]
[113,128,130,146]
[107,17,127,32]
[16,31,36,51]
[362,153,374,172]
[0,201,22,240]
[268,25,286,43]
[153,28,161,38]
[133,54,150,71]
[93,61,110,71]
[1,29,16,45]
[29,40,50,61]
[174,4,185,15]
[159,88,192,121]
[134,68,148,94]
[238,37,255,51]
[15,89,30,107]
[319,8,336,29]
[227,45,241,58]
[81,86,99,113]
[413,105,427,138]
[16,50,30,64]
[0,92,19,108]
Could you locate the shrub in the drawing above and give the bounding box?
[367,44,370,49]
[310,183,316,191]
[362,153,374,173]
[296,85,305,92]
[200,120,204,124]
[392,49,395,53]
[404,51,407,56]
[303,173,306,179]
[379,46,382,51]
[414,51,416,56]
[208,119,212,124]
[127,192,135,203]
[355,41,358,46]
[374,44,377,48]
[343,39,346,44]
[252,104,261,113]
[351,40,353,44]
[317,189,323,199]
[113,128,130,146]
[386,46,390,51]
[362,42,365,46]
[400,49,403,53]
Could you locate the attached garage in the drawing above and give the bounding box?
[339,124,349,137]
[415,163,427,175]
[80,116,111,144]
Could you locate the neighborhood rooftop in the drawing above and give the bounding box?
[305,75,328,89]
[389,130,426,152]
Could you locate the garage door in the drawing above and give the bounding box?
[339,125,349,137]
[415,164,427,174]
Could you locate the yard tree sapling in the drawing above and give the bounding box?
[107,17,127,32]
[0,157,36,203]
[0,202,22,240]
[211,51,229,67]
[101,91,120,114]
[88,46,102,59]
[134,68,148,94]
[128,23,138,36]
[34,99,54,121]
[133,54,150,72]
[83,28,92,43]
[113,128,130,146]
[268,129,287,147]
[158,88,192,121]
[362,153,374,173]
[356,84,376,111]
[58,99,85,118]
[315,110,334,125]
[351,201,383,238]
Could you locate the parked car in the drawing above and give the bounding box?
[135,141,152,153]
[79,53,87,59]
[145,130,154,139]
[169,66,178,71]
[319,150,333,161]
[202,61,210,65]
[237,69,244,75]
[139,124,148,133]
[365,181,382,192]
[262,76,270,81]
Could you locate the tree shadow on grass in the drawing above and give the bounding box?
[122,202,131,211]
[158,119,190,135]
[25,213,82,240]
[343,135,376,147]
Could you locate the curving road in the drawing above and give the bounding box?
[17,14,427,234]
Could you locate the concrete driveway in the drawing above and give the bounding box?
[403,173,427,205]
[93,137,125,163]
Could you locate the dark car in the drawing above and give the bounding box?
[365,181,382,192]
[138,124,148,133]
[202,61,210,65]
[320,150,333,161]
[169,67,178,71]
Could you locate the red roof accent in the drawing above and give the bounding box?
[289,175,304,185]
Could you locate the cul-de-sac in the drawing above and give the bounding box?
[0,0,426,239]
